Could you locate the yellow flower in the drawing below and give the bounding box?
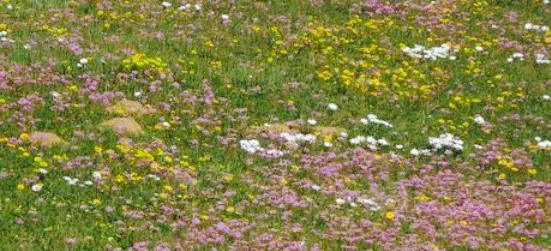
[19,133,29,141]
[385,211,395,220]
[163,185,173,193]
[16,183,25,191]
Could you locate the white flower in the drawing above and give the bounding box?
[23,44,31,50]
[6,4,12,10]
[79,58,88,65]
[221,14,230,20]
[395,144,403,150]
[361,114,393,127]
[535,137,542,142]
[323,141,333,148]
[63,176,79,185]
[312,184,321,191]
[536,54,550,64]
[194,4,202,11]
[327,103,338,111]
[475,46,484,52]
[177,4,190,11]
[507,53,525,63]
[543,95,551,101]
[38,168,48,174]
[410,148,420,156]
[92,171,102,180]
[336,198,346,205]
[134,91,142,97]
[240,139,263,154]
[428,133,464,152]
[31,183,43,192]
[538,140,551,150]
[280,133,316,144]
[162,2,172,8]
[525,23,534,30]
[307,119,317,125]
[473,115,486,125]
[359,197,381,211]
[162,121,170,128]
[50,91,60,98]
[402,43,455,60]
[83,181,93,186]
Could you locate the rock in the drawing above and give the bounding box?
[106,100,155,116]
[29,132,68,147]
[247,122,300,135]
[313,126,346,138]
[99,117,144,137]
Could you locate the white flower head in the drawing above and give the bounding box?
[32,183,43,192]
[327,103,338,111]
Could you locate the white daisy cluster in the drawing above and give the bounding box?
[524,23,549,32]
[536,53,550,64]
[0,30,14,43]
[239,139,285,157]
[77,58,88,68]
[280,133,317,144]
[177,3,202,11]
[402,44,457,60]
[545,0,550,4]
[428,133,464,152]
[537,140,551,150]
[163,2,202,11]
[336,196,381,211]
[349,135,389,150]
[240,139,263,154]
[543,95,551,101]
[358,196,381,211]
[409,148,433,157]
[507,53,525,63]
[360,114,393,128]
[63,176,93,187]
[473,115,487,125]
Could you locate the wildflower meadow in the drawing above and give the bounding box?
[2,0,551,249]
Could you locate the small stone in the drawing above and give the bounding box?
[247,122,300,135]
[314,126,346,138]
[99,117,144,137]
[29,132,68,147]
[106,100,156,117]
